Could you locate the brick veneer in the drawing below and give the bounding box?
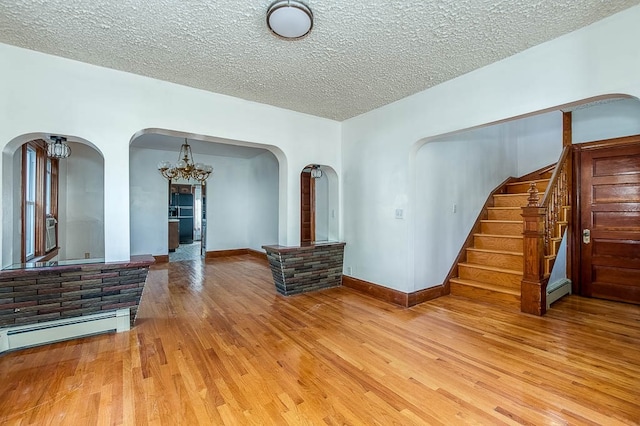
[262,242,345,296]
[0,255,154,328]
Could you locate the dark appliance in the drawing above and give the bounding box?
[176,193,194,244]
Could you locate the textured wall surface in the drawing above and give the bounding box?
[264,243,345,295]
[0,256,154,328]
[0,1,637,120]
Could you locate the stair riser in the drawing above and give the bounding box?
[467,251,523,270]
[474,235,523,252]
[488,209,523,221]
[449,283,521,310]
[480,222,523,235]
[506,181,549,194]
[493,194,530,207]
[458,265,522,288]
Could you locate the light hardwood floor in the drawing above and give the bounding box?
[1,255,639,425]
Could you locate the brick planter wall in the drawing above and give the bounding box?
[262,242,345,296]
[0,255,154,328]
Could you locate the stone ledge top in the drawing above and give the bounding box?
[0,254,156,278]
[262,242,345,254]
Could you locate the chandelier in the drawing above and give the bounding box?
[47,135,71,159]
[157,138,213,183]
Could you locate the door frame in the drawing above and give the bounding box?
[570,134,640,296]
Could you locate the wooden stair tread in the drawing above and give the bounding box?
[467,248,522,256]
[458,262,523,276]
[487,207,521,210]
[480,220,523,224]
[493,193,530,197]
[506,178,550,186]
[474,233,523,239]
[450,278,520,296]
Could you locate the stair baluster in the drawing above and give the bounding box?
[521,146,572,315]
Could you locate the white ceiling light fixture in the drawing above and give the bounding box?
[267,0,313,40]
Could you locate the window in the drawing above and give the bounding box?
[24,146,36,260]
[22,140,59,262]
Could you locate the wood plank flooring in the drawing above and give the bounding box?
[1,255,639,425]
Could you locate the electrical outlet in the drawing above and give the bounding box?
[453,203,457,213]
[84,252,90,259]
[346,266,352,275]
[395,209,404,219]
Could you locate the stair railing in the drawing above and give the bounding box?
[520,145,572,315]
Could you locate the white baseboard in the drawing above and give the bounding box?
[547,278,572,309]
[0,308,130,354]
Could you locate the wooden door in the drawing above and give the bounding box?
[300,171,315,243]
[579,139,640,303]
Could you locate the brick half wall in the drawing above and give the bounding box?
[263,242,345,296]
[0,255,154,328]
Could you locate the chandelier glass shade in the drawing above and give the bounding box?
[157,138,213,183]
[47,135,71,159]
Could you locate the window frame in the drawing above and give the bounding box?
[21,140,59,262]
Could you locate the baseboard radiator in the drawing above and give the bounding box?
[546,279,572,309]
[0,308,130,354]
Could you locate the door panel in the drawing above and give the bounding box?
[580,142,640,304]
[300,171,315,243]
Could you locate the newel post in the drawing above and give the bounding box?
[520,184,548,315]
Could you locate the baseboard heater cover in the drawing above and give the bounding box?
[0,308,130,354]
[546,278,572,309]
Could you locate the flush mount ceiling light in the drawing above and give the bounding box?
[47,135,71,159]
[267,0,313,40]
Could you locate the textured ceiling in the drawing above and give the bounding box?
[0,0,638,121]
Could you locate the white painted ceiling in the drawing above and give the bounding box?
[1,1,638,121]
[132,133,269,159]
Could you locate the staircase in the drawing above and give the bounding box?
[449,172,553,309]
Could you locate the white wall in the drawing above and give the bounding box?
[343,6,640,293]
[0,42,341,266]
[573,98,640,143]
[315,173,329,242]
[205,155,252,251]
[512,111,563,177]
[129,147,171,256]
[246,151,280,250]
[414,125,517,290]
[60,142,105,260]
[129,147,279,256]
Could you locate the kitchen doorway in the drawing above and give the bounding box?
[168,181,206,262]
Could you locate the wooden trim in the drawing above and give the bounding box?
[154,255,169,263]
[408,285,445,307]
[574,133,640,151]
[310,175,316,242]
[342,275,408,306]
[206,248,249,259]
[30,247,60,263]
[442,176,515,294]
[247,249,268,262]
[569,133,640,296]
[342,275,444,308]
[518,163,556,181]
[570,146,581,295]
[21,144,27,263]
[562,111,572,147]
